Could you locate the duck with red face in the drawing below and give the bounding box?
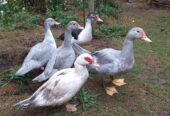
[14,53,99,109]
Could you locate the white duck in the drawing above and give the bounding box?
[32,21,83,82]
[15,18,60,76]
[14,53,99,109]
[58,12,103,45]
[73,27,152,95]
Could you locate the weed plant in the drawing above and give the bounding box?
[76,89,99,112]
[0,69,28,91]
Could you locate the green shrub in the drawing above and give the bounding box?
[96,0,119,18]
[99,24,128,39]
[46,7,78,28]
[0,1,39,31]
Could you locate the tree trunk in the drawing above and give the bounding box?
[88,0,94,12]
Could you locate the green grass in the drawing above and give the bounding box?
[0,69,28,91]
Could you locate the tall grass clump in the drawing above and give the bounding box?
[76,89,99,112]
[0,69,28,91]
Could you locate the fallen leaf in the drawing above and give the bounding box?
[112,78,126,86]
[105,86,118,96]
[65,104,77,112]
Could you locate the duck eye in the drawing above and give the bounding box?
[137,30,140,33]
[73,23,75,25]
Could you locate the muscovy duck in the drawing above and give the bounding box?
[72,27,152,95]
[15,18,60,76]
[14,53,99,109]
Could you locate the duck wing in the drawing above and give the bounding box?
[72,43,91,55]
[32,52,58,82]
[14,71,68,108]
[33,47,75,82]
[92,48,120,64]
[15,42,54,76]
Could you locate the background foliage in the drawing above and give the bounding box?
[0,0,120,30]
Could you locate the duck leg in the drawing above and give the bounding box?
[102,77,118,96]
[112,78,126,86]
[65,98,79,112]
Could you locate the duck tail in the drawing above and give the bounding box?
[72,43,91,55]
[13,97,32,109]
[15,61,41,76]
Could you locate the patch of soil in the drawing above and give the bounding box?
[0,47,28,71]
[141,55,162,74]
[0,27,45,71]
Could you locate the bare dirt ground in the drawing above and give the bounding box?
[0,1,170,116]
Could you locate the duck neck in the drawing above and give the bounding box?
[44,26,56,46]
[121,37,134,58]
[74,62,88,76]
[86,19,92,25]
[84,19,92,30]
[62,29,72,48]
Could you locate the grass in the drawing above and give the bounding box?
[0,69,28,91]
[76,89,99,112]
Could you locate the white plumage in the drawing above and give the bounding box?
[14,53,99,108]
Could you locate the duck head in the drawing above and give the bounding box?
[66,21,83,31]
[76,53,100,67]
[127,27,152,42]
[44,18,60,29]
[87,12,103,22]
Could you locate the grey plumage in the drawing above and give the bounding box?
[33,21,81,82]
[15,18,59,76]
[73,27,152,75]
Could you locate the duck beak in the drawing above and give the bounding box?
[77,24,84,29]
[142,36,152,43]
[92,63,100,68]
[96,16,103,22]
[141,32,152,43]
[55,21,60,25]
[91,61,100,68]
